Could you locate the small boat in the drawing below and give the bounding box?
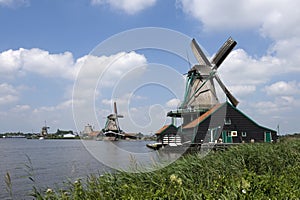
[146,142,163,150]
[103,131,120,141]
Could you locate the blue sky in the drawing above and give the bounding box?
[0,0,299,134]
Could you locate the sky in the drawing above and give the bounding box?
[0,0,299,134]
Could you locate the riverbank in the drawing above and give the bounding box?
[31,138,300,199]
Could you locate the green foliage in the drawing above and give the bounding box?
[32,140,300,199]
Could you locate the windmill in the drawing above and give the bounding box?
[41,120,50,137]
[181,37,239,110]
[102,102,124,140]
[167,37,238,126]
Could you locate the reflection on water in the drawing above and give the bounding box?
[0,139,185,199]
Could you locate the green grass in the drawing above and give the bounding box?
[32,140,300,199]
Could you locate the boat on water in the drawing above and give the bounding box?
[146,142,163,150]
[102,131,124,141]
[146,133,183,150]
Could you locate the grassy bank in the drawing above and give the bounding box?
[33,139,300,199]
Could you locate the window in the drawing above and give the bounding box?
[242,132,247,137]
[224,118,231,125]
[231,131,237,137]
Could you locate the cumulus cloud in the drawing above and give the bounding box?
[101,93,146,107]
[0,48,146,83]
[217,48,283,87]
[0,83,19,105]
[166,98,181,108]
[178,0,299,37]
[264,81,300,96]
[252,96,298,115]
[91,0,156,14]
[229,85,256,97]
[73,51,147,102]
[0,48,76,80]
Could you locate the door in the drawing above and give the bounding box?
[222,131,227,143]
[264,132,272,142]
[227,135,232,143]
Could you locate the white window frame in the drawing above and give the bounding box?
[224,118,231,125]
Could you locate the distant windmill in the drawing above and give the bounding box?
[102,102,124,140]
[180,37,239,110]
[41,120,50,137]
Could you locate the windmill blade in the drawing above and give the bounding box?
[214,74,239,107]
[113,101,122,134]
[191,38,211,66]
[114,102,118,115]
[211,37,237,69]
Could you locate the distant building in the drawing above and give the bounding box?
[83,124,93,135]
[63,133,76,138]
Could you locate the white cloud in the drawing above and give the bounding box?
[73,51,147,104]
[91,0,156,14]
[264,81,300,96]
[11,104,30,112]
[178,0,300,38]
[218,49,284,86]
[0,0,29,7]
[252,96,298,115]
[0,48,76,80]
[0,83,19,105]
[166,98,181,108]
[0,48,146,83]
[33,99,73,113]
[229,85,256,97]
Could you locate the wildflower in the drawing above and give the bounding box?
[177,177,182,186]
[170,174,177,182]
[46,188,53,194]
[63,191,70,196]
[170,174,182,186]
[242,189,246,194]
[74,179,81,186]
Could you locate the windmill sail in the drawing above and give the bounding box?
[214,75,239,107]
[211,37,237,69]
[191,39,211,66]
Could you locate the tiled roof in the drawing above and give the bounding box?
[156,124,172,135]
[182,103,224,129]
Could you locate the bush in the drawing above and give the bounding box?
[32,140,300,199]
